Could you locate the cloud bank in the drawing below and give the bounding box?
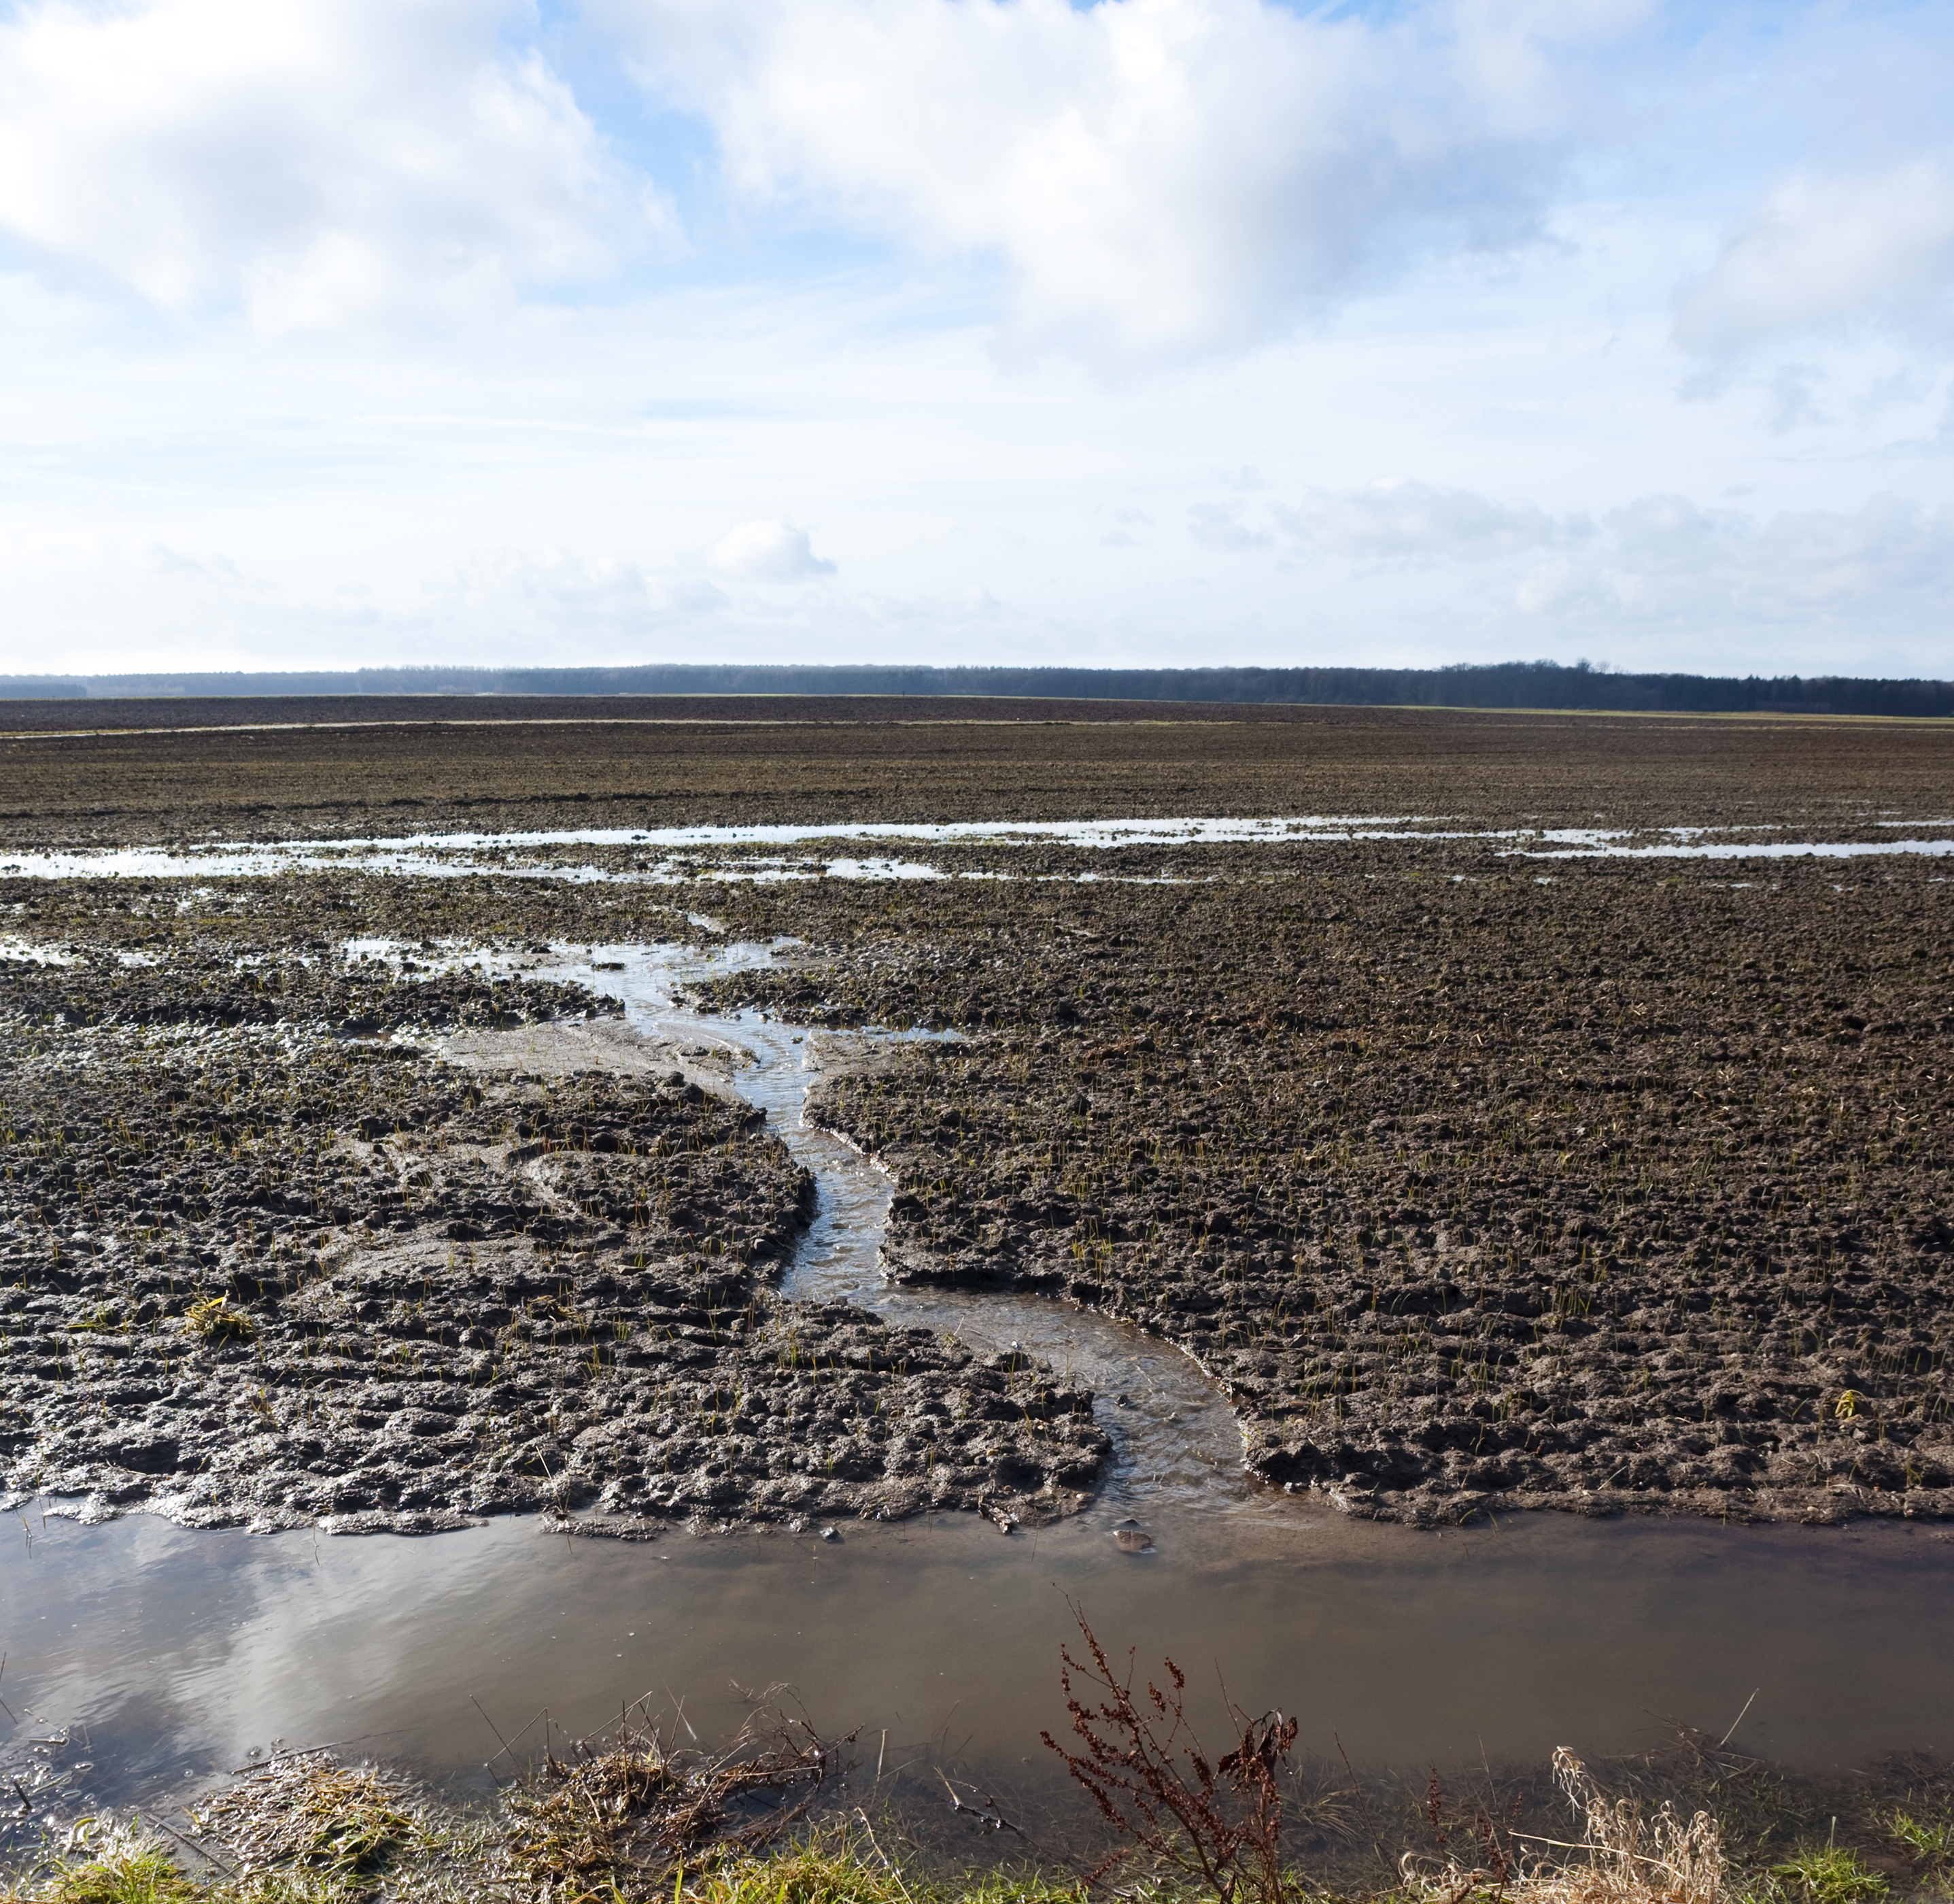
[1676,158,1954,358]
[604,0,1652,360]
[1270,479,1579,564]
[1246,481,1954,643]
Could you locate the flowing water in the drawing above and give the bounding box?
[4,938,1954,1846]
[578,940,1256,1525]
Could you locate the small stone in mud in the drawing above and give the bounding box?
[1112,1527,1154,1552]
[821,1525,839,1542]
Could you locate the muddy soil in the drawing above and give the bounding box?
[687,854,1954,1526]
[0,951,1108,1535]
[5,702,1952,845]
[1,704,1950,1533]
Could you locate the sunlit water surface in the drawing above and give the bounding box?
[1,813,1951,886]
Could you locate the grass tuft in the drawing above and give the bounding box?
[1883,1814,1953,1874]
[181,1295,253,1342]
[494,1699,842,1894]
[1405,1750,1722,1904]
[679,1826,1083,1904]
[1755,1848,1890,1904]
[195,1754,411,1882]
[5,1818,201,1904]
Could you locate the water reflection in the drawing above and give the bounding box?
[5,1504,1954,1837]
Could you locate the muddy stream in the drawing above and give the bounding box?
[3,940,1953,1840]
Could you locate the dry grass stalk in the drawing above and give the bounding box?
[1040,1598,1297,1904]
[1403,1749,1722,1904]
[494,1697,849,1896]
[181,1295,252,1342]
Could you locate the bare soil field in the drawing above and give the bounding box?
[3,697,1951,843]
[1,702,1949,1531]
[0,690,1451,734]
[695,857,1953,1523]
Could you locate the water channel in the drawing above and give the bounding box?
[3,940,1953,1846]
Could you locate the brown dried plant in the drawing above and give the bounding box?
[1040,1597,1299,1904]
[494,1696,849,1896]
[1402,1749,1724,1904]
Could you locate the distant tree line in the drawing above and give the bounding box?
[3,660,1950,717]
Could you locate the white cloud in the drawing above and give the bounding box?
[704,520,836,582]
[1515,493,1954,635]
[0,0,667,330]
[1765,362,1828,435]
[604,0,1651,361]
[1271,478,1578,564]
[120,536,262,586]
[1216,475,1954,656]
[1188,503,1271,551]
[428,547,727,625]
[1673,158,1954,358]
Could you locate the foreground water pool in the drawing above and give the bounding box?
[5,1501,1953,1833]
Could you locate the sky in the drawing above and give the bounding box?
[0,0,1951,679]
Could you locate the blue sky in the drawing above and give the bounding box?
[0,0,1950,677]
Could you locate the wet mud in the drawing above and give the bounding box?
[0,954,1108,1535]
[1,704,1950,1534]
[692,857,1954,1527]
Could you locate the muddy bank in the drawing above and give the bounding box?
[0,955,1108,1534]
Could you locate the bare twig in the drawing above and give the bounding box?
[1717,1692,1760,1751]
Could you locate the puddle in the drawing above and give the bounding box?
[1522,838,1954,860]
[6,1497,1954,1838]
[3,815,1951,887]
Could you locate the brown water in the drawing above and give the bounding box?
[6,1501,1954,1834]
[5,940,1953,1839]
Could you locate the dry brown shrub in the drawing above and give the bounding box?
[1040,1597,1299,1904]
